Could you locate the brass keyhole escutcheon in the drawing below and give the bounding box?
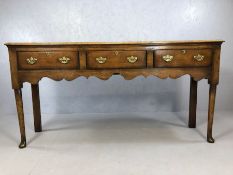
[181,50,186,54]
[114,51,119,55]
[45,52,52,56]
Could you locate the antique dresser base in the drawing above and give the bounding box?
[5,41,223,148]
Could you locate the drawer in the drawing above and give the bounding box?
[154,49,213,67]
[17,51,79,70]
[87,51,146,69]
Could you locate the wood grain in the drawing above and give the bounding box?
[86,50,146,69]
[154,49,212,67]
[17,68,210,84]
[17,51,79,70]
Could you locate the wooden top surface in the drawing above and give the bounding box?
[5,40,224,46]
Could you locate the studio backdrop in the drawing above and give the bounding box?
[0,0,232,115]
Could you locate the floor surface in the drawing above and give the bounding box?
[0,112,232,175]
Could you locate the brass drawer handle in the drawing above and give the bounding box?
[162,55,173,62]
[58,57,70,64]
[127,56,138,63]
[96,57,107,64]
[194,54,204,61]
[26,57,37,65]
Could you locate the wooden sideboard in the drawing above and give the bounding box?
[5,41,224,148]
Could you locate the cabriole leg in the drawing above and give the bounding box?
[14,89,26,148]
[207,84,217,143]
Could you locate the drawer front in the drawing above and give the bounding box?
[154,49,213,67]
[17,51,79,70]
[87,51,146,69]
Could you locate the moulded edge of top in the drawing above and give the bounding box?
[4,40,225,46]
